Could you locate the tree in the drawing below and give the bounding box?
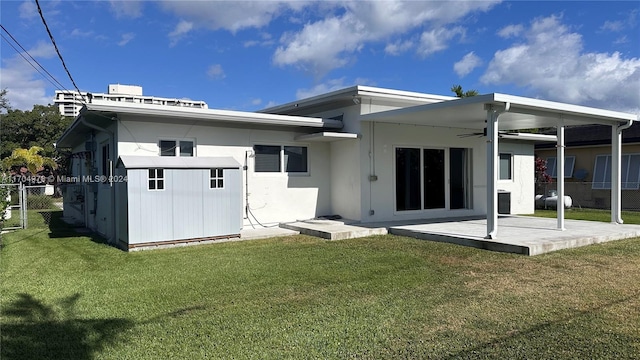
[0,99,72,166]
[2,146,57,175]
[451,84,479,98]
[0,89,10,113]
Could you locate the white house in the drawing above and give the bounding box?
[56,86,636,250]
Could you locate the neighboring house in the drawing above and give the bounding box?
[57,86,636,250]
[535,123,640,210]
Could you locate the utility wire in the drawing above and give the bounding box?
[35,0,87,104]
[0,24,69,93]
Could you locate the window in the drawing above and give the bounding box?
[284,146,308,173]
[101,143,110,183]
[499,153,512,180]
[254,145,308,173]
[210,168,224,189]
[592,154,640,190]
[148,169,164,190]
[545,156,576,178]
[159,139,194,157]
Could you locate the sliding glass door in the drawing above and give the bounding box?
[395,147,471,212]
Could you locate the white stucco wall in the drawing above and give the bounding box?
[495,141,535,215]
[116,118,332,226]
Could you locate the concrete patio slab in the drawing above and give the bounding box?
[280,219,388,240]
[389,216,640,255]
[241,227,299,240]
[272,216,640,255]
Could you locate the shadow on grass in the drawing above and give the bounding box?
[1,293,134,360]
[44,210,111,247]
[444,292,640,359]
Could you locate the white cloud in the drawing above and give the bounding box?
[117,33,135,46]
[600,20,624,32]
[497,24,524,38]
[385,40,413,56]
[157,1,498,75]
[18,0,37,20]
[70,28,95,38]
[160,1,293,33]
[417,27,465,57]
[295,77,374,99]
[454,52,483,77]
[274,1,498,75]
[109,0,143,18]
[481,15,640,113]
[251,98,262,106]
[206,64,225,80]
[168,20,194,47]
[0,42,56,110]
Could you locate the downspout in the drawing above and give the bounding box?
[485,102,510,239]
[79,116,117,244]
[612,119,634,224]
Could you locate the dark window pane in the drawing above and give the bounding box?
[218,179,223,188]
[159,140,176,156]
[285,146,308,172]
[157,180,164,190]
[148,180,155,190]
[424,149,445,209]
[210,179,216,188]
[396,148,421,211]
[149,169,155,178]
[157,169,164,178]
[180,141,194,157]
[254,145,281,172]
[210,169,215,178]
[499,153,512,180]
[217,168,223,177]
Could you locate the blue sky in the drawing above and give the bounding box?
[1,1,639,114]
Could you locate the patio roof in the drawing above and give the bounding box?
[360,93,636,130]
[361,93,638,240]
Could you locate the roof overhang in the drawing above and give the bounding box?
[57,101,343,148]
[360,93,637,131]
[294,132,360,142]
[117,155,241,169]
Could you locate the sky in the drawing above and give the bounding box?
[0,0,639,115]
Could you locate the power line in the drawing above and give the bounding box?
[35,0,87,104]
[0,24,69,93]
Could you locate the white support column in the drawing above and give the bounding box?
[485,106,499,239]
[611,125,622,223]
[556,120,565,230]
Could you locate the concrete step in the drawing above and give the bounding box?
[280,220,388,240]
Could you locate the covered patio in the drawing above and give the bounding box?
[360,93,638,239]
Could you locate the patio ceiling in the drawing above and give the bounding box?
[359,93,637,130]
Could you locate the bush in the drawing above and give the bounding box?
[27,195,54,210]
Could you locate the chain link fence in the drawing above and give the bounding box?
[0,184,63,231]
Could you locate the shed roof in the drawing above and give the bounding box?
[117,156,241,169]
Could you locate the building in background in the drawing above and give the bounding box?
[54,84,208,117]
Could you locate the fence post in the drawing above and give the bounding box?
[21,183,27,229]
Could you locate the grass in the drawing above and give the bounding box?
[535,207,640,224]
[1,211,640,359]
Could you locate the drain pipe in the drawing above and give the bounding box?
[612,119,634,224]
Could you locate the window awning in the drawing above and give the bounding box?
[117,155,241,169]
[295,132,360,142]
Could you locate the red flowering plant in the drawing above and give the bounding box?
[535,157,553,195]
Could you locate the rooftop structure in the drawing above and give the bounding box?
[54,84,208,117]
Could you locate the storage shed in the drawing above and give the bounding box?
[115,156,243,249]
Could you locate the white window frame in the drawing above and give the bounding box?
[210,168,224,189]
[158,138,196,157]
[545,156,576,178]
[498,153,512,181]
[148,168,165,191]
[253,144,309,175]
[592,154,640,190]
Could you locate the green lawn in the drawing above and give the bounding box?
[2,211,640,359]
